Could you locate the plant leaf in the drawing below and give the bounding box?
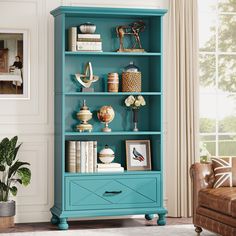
[11,178,22,185]
[0,138,9,164]
[17,167,31,186]
[0,181,7,191]
[8,161,30,179]
[0,165,5,171]
[13,143,22,161]
[10,186,18,196]
[10,136,18,150]
[6,136,18,166]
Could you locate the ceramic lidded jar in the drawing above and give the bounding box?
[99,145,115,164]
[122,61,141,92]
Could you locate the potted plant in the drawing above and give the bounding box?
[200,141,211,163]
[0,136,31,228]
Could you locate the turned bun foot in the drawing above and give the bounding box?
[195,226,202,235]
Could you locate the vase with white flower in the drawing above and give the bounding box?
[124,95,146,131]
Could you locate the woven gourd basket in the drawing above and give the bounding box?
[122,72,141,92]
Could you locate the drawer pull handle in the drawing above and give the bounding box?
[104,191,122,195]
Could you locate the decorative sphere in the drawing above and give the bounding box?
[97,106,115,124]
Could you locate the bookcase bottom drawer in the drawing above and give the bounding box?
[65,175,161,211]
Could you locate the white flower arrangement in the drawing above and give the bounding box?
[125,95,146,109]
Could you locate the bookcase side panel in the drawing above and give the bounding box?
[54,13,65,211]
[55,14,65,93]
[159,16,164,206]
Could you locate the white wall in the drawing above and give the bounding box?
[0,0,170,223]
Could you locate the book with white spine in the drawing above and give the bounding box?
[80,141,86,173]
[88,141,94,172]
[68,27,77,51]
[97,163,121,168]
[85,142,89,173]
[78,38,101,42]
[93,141,97,172]
[97,167,124,172]
[76,141,81,173]
[78,34,101,39]
[76,41,102,51]
[66,141,76,173]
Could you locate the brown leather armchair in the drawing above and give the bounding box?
[190,163,236,236]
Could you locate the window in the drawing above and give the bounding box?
[199,0,236,159]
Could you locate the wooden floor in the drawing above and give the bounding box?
[0,217,192,233]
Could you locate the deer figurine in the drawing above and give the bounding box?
[116,20,146,52]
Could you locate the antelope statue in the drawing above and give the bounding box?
[116,20,146,52]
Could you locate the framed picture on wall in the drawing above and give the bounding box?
[0,29,29,99]
[126,140,151,171]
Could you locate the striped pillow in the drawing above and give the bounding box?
[211,157,236,188]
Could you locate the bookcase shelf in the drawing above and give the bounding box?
[51,6,167,230]
[64,92,162,96]
[65,131,161,136]
[65,51,162,56]
[64,170,161,177]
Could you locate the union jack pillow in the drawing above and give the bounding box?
[211,157,236,188]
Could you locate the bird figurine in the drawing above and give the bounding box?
[132,147,145,162]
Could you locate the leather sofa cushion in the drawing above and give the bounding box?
[197,206,236,228]
[199,187,236,217]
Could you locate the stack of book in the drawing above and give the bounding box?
[77,34,102,52]
[97,163,124,172]
[67,27,102,52]
[66,140,97,173]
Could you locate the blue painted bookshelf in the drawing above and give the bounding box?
[50,6,167,230]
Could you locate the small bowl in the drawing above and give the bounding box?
[79,22,96,34]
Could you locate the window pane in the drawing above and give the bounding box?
[199,14,216,51]
[199,54,216,89]
[200,95,217,133]
[200,135,216,156]
[218,55,236,92]
[219,15,236,52]
[199,0,217,13]
[218,94,236,133]
[200,118,216,133]
[219,0,236,12]
[219,135,236,156]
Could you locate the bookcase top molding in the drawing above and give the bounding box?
[50,6,168,18]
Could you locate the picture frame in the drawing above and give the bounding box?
[125,140,151,171]
[0,29,30,99]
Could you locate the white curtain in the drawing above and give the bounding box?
[167,0,199,217]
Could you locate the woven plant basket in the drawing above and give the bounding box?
[122,71,141,92]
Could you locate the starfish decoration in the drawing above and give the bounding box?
[75,62,99,88]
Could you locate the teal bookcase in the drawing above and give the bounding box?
[50,6,167,230]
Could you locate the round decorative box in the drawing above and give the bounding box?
[79,22,96,34]
[122,62,141,92]
[107,72,119,92]
[99,145,115,164]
